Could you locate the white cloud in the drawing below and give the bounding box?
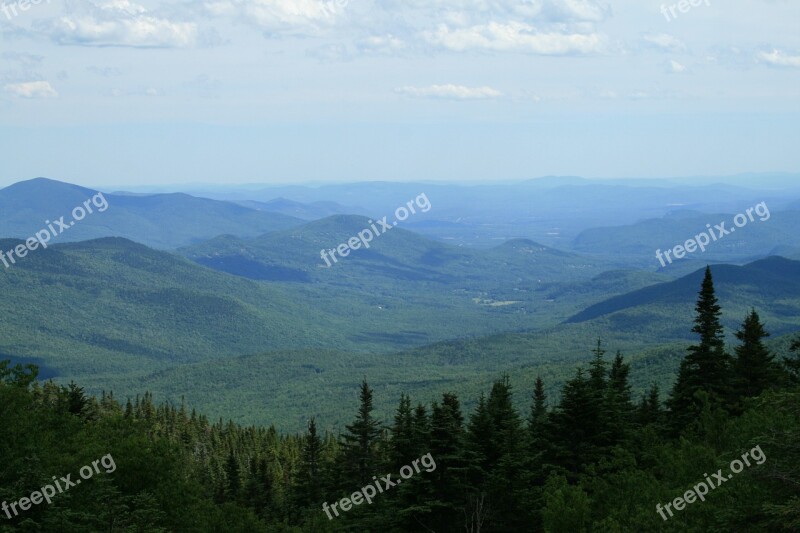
[358,34,406,53]
[383,0,608,24]
[759,49,800,68]
[396,84,502,99]
[544,0,608,23]
[669,60,686,73]
[205,0,351,35]
[100,0,146,16]
[643,33,686,52]
[43,0,197,48]
[4,81,58,98]
[425,21,605,54]
[198,0,607,53]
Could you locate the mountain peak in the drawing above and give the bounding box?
[2,177,97,196]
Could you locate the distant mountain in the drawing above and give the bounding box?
[236,198,369,220]
[177,178,800,249]
[180,215,618,288]
[572,208,800,266]
[667,173,800,190]
[94,177,800,249]
[0,235,509,370]
[0,178,304,249]
[566,256,800,326]
[0,236,345,371]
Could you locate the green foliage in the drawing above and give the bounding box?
[2,265,800,532]
[732,309,783,404]
[668,267,732,433]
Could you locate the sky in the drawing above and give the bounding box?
[1,0,799,188]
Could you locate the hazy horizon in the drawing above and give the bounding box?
[3,171,800,191]
[2,0,798,186]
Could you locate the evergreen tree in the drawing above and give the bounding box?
[525,376,550,532]
[243,457,273,519]
[466,393,492,488]
[224,449,240,501]
[588,339,608,393]
[484,376,528,531]
[67,382,89,416]
[549,368,603,475]
[586,341,614,449]
[636,384,663,427]
[606,351,634,444]
[668,266,731,432]
[784,337,800,382]
[411,402,431,456]
[465,392,499,530]
[341,379,383,486]
[411,393,467,532]
[390,394,415,469]
[529,376,548,436]
[732,309,780,401]
[294,417,323,508]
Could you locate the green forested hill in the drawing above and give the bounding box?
[180,214,614,286]
[0,178,304,249]
[3,312,798,532]
[0,235,639,395]
[3,235,800,432]
[567,256,800,325]
[572,208,800,266]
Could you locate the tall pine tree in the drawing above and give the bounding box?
[294,417,323,508]
[606,351,634,445]
[341,379,383,486]
[732,309,780,401]
[528,376,548,437]
[668,266,731,432]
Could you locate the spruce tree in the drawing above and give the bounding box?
[586,341,614,448]
[668,266,731,432]
[485,377,529,531]
[784,338,800,382]
[390,394,415,469]
[606,351,633,444]
[549,368,603,476]
[636,384,663,427]
[224,449,240,501]
[295,417,323,507]
[411,402,431,456]
[588,339,608,393]
[466,394,492,489]
[528,376,548,436]
[732,309,780,401]
[422,393,467,532]
[342,379,383,486]
[525,376,550,532]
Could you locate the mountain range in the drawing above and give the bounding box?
[2,176,800,430]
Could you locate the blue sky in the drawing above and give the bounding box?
[1,0,798,187]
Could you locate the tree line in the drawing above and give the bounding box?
[1,266,799,531]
